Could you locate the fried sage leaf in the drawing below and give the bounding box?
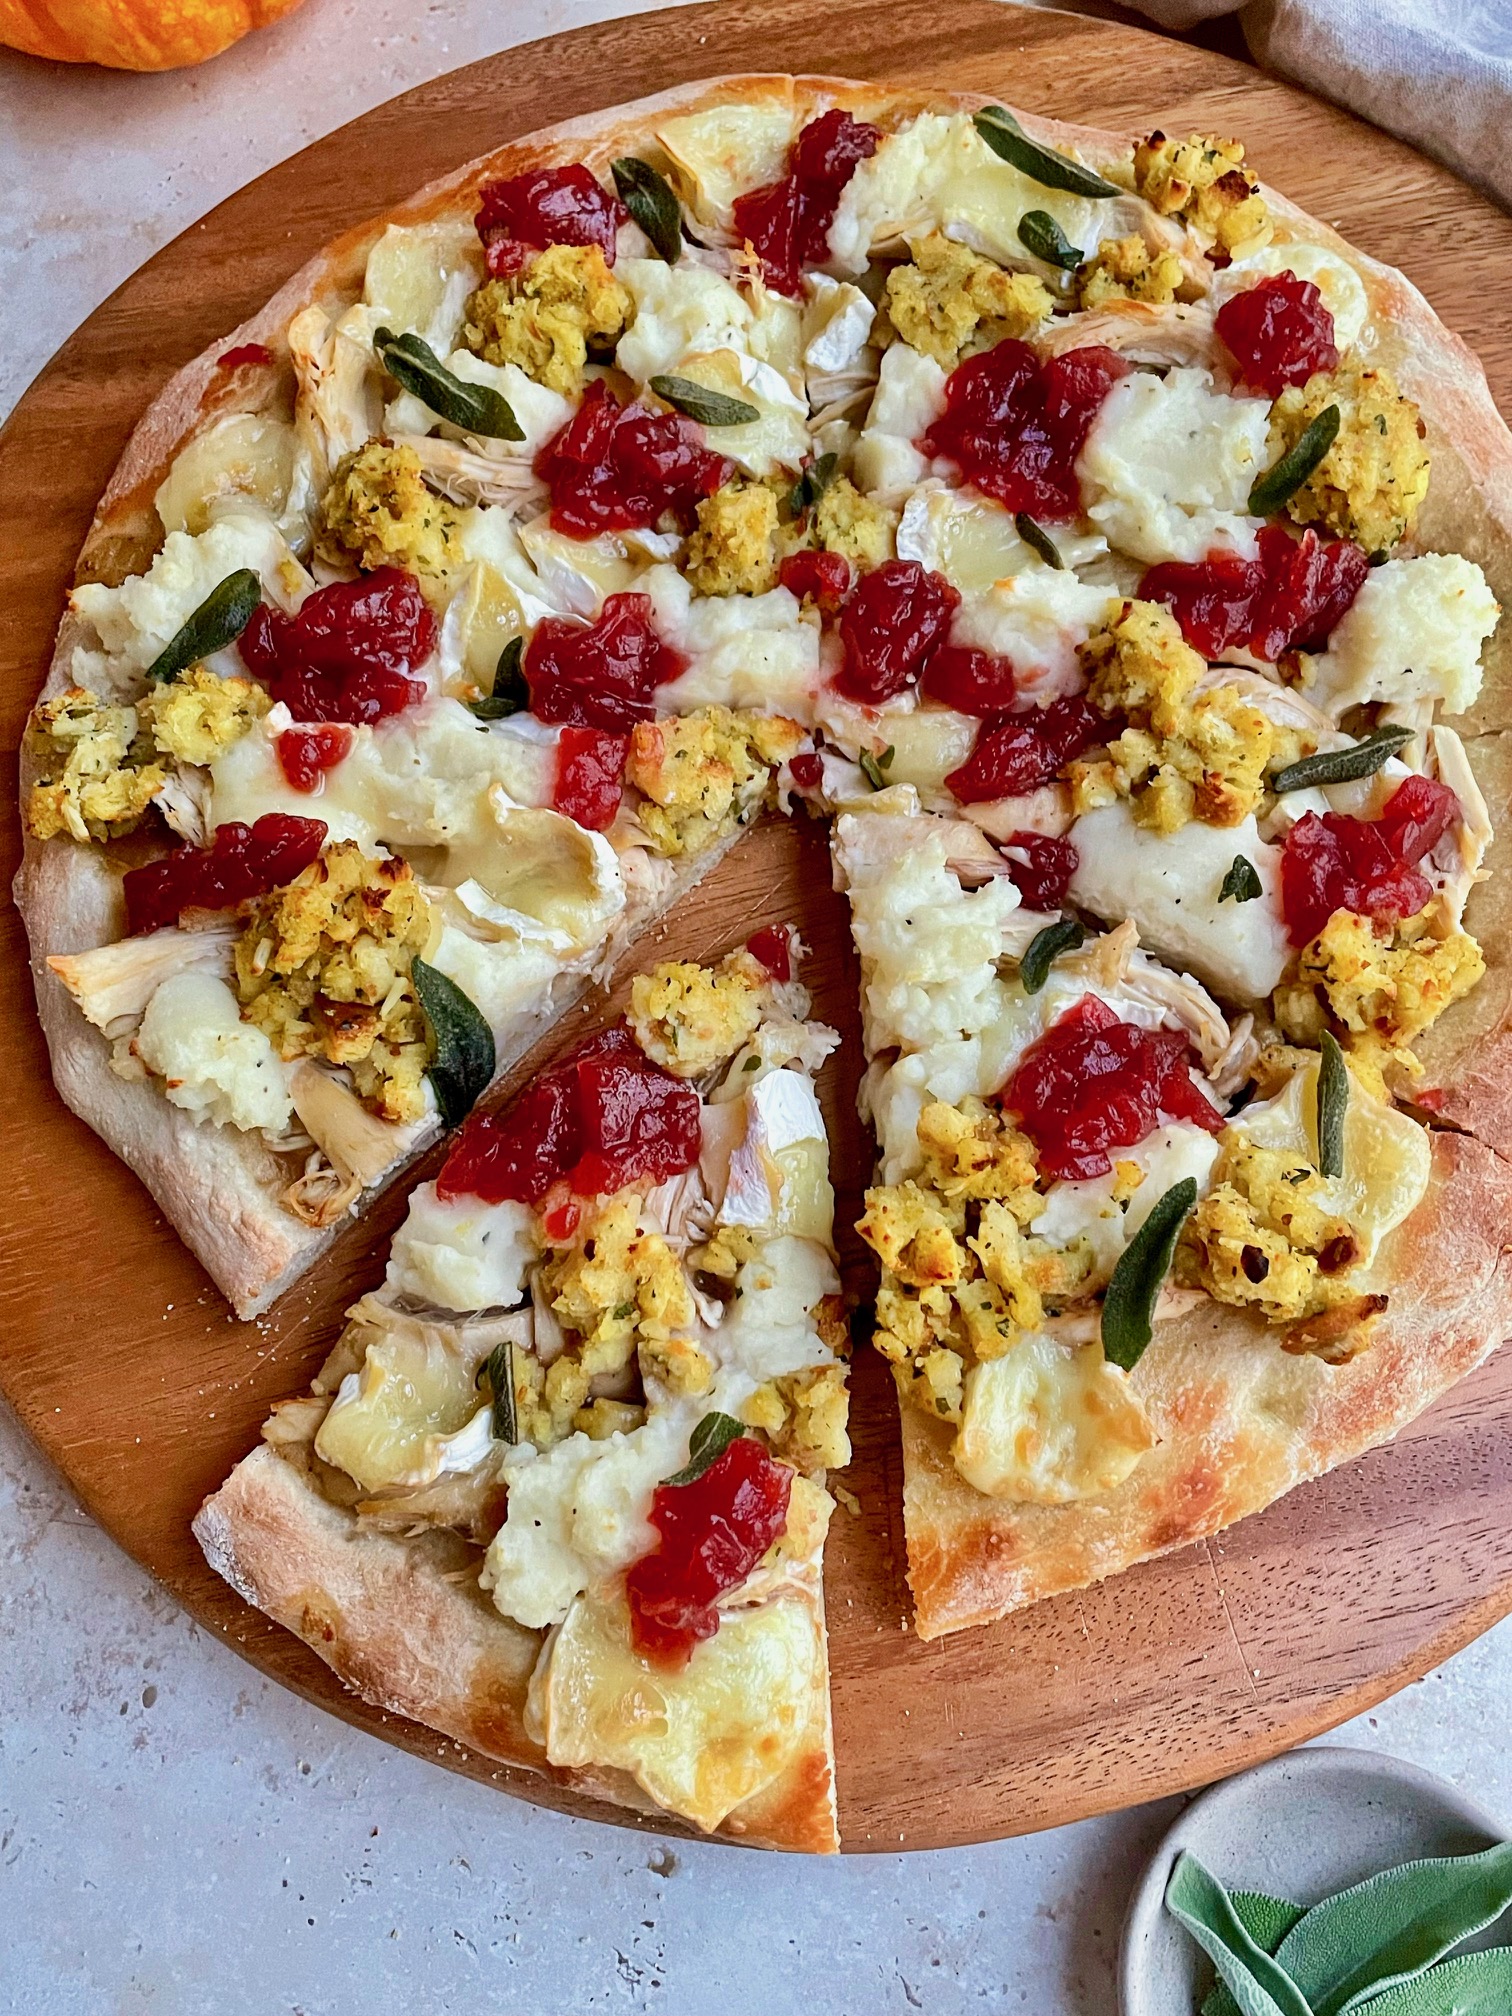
[482,1339,517,1445]
[1219,855,1263,904]
[859,745,895,791]
[1018,208,1083,269]
[1248,402,1340,516]
[665,1411,746,1486]
[1015,512,1065,569]
[649,374,759,427]
[144,568,262,684]
[1269,725,1414,794]
[374,325,523,440]
[1020,915,1085,994]
[413,957,496,1128]
[1317,1030,1348,1180]
[973,105,1121,198]
[1102,1177,1199,1372]
[612,155,683,262]
[1166,1853,1314,2016]
[789,451,839,516]
[468,635,528,720]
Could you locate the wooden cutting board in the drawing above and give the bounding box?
[4,0,1512,1855]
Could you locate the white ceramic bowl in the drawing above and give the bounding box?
[1119,1745,1508,2016]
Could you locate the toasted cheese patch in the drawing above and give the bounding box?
[529,1589,823,1833]
[656,101,797,232]
[154,414,300,541]
[314,1324,484,1493]
[953,1336,1157,1503]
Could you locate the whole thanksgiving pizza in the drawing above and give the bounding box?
[15,73,1512,1852]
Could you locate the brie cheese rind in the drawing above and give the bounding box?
[18,70,1507,1849]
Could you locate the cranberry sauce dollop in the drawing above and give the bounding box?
[626,1434,794,1665]
[731,109,881,297]
[1280,773,1461,948]
[553,725,628,831]
[535,378,730,538]
[834,559,961,704]
[525,590,685,733]
[123,813,327,937]
[475,164,628,278]
[1140,524,1369,664]
[1000,830,1080,911]
[1003,994,1224,1182]
[778,548,853,614]
[240,569,435,726]
[921,644,1018,716]
[922,340,1131,522]
[276,725,353,793]
[745,923,794,982]
[945,695,1105,805]
[436,1024,701,1207]
[1214,272,1339,398]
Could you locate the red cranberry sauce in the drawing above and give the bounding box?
[475,164,628,278]
[1214,272,1338,398]
[553,725,627,830]
[123,813,327,936]
[1140,524,1369,664]
[1000,830,1080,911]
[276,725,353,793]
[921,645,1017,717]
[788,750,824,790]
[1280,773,1461,948]
[1003,994,1223,1183]
[217,342,273,371]
[436,1024,701,1206]
[626,1434,794,1665]
[526,591,685,733]
[922,341,1130,522]
[745,923,794,982]
[834,559,960,704]
[778,548,852,614]
[945,695,1105,805]
[240,569,435,726]
[731,109,881,296]
[535,379,730,539]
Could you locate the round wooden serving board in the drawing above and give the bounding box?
[4,0,1512,1855]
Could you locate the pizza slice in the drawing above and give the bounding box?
[195,929,850,1849]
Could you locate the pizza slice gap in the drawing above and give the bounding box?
[831,799,1512,1641]
[195,927,851,1851]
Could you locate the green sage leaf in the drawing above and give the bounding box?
[1204,1895,1307,2016]
[789,451,839,516]
[973,105,1122,198]
[1102,1178,1198,1372]
[1317,1030,1348,1180]
[1015,512,1065,569]
[374,325,523,440]
[612,155,682,262]
[482,1339,517,1444]
[1345,1948,1512,2015]
[1166,1853,1314,2016]
[468,635,528,720]
[413,956,496,1128]
[1018,208,1083,269]
[1276,1841,1512,2016]
[664,1411,746,1486]
[1220,855,1263,904]
[1248,403,1341,516]
[1269,726,1414,794]
[1020,916,1085,994]
[649,374,759,427]
[144,568,262,683]
[859,745,895,791]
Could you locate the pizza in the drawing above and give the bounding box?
[16,72,1512,1851]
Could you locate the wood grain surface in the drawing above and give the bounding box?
[4,0,1512,1854]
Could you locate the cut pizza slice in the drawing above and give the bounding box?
[195,930,851,1849]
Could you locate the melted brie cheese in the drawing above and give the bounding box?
[954,1336,1158,1502]
[645,565,822,718]
[896,483,1109,598]
[384,1182,536,1313]
[950,572,1119,704]
[362,219,483,355]
[528,1588,822,1833]
[1305,554,1499,718]
[654,102,798,232]
[314,1323,486,1493]
[1070,803,1290,1003]
[853,342,947,499]
[1029,1122,1221,1284]
[1078,369,1269,565]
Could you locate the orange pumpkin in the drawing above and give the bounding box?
[0,0,308,70]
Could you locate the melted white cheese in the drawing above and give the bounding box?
[954,1337,1157,1502]
[384,1182,536,1313]
[950,572,1119,705]
[896,482,1109,598]
[1305,554,1500,718]
[645,565,822,718]
[135,971,292,1134]
[1029,1122,1222,1285]
[853,342,947,499]
[1078,368,1269,565]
